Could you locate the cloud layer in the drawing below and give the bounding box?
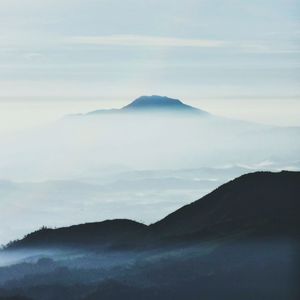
[67,35,226,48]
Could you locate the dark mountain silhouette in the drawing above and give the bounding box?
[6,219,146,249]
[6,171,300,250]
[151,171,300,240]
[1,171,300,300]
[85,95,208,116]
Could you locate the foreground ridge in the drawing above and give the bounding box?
[5,171,300,250]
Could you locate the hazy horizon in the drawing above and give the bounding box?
[0,95,300,137]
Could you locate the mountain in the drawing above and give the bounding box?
[6,220,147,250]
[2,171,299,300]
[151,171,300,240]
[3,94,299,184]
[122,95,205,113]
[6,171,300,250]
[86,95,208,116]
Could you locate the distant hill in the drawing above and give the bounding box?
[86,95,208,116]
[6,171,300,250]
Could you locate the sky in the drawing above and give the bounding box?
[0,0,299,131]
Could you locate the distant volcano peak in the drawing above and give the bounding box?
[123,95,183,108]
[85,95,209,116]
[121,95,205,114]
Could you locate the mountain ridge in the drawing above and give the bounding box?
[5,171,300,250]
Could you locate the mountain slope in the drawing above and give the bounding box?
[5,171,300,250]
[151,171,300,239]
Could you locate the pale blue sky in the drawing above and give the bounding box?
[0,0,299,127]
